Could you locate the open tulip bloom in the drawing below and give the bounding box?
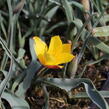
[33,36,75,69]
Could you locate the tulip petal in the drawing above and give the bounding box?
[33,36,48,56]
[46,65,63,69]
[38,54,46,65]
[62,44,72,53]
[56,53,75,64]
[44,53,57,65]
[48,36,62,55]
[33,36,75,69]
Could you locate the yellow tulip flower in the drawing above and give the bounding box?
[33,36,75,69]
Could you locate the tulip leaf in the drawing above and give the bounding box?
[93,26,109,37]
[100,15,109,24]
[15,38,41,97]
[0,14,7,39]
[46,21,67,34]
[70,1,83,11]
[2,91,30,109]
[29,38,38,61]
[39,4,59,35]
[71,91,109,98]
[61,0,73,23]
[38,78,109,109]
[89,36,109,54]
[16,61,41,97]
[0,36,24,71]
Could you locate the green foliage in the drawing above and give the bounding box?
[93,26,109,37]
[36,78,109,109]
[0,0,109,109]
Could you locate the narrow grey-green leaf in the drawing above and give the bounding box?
[0,14,7,39]
[46,22,67,34]
[70,1,83,11]
[16,61,41,97]
[100,14,109,24]
[61,0,73,23]
[0,58,13,97]
[38,78,109,109]
[29,38,37,61]
[71,91,109,98]
[93,26,109,37]
[89,36,109,54]
[2,91,30,109]
[18,48,25,59]
[13,0,25,14]
[16,38,41,97]
[0,36,24,71]
[39,5,59,35]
